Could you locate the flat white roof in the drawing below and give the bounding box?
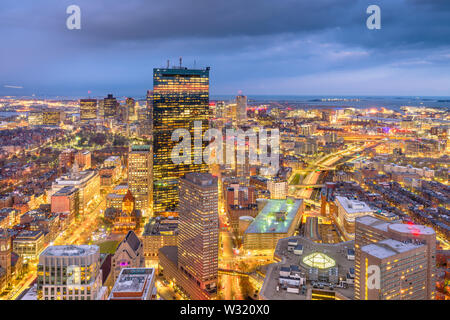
[362,239,423,259]
[41,245,99,257]
[389,223,435,236]
[356,215,390,232]
[335,196,373,214]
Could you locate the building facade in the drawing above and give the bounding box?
[128,145,152,216]
[152,67,210,214]
[37,245,103,300]
[354,215,436,300]
[79,99,97,123]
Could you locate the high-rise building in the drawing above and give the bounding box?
[358,239,428,300]
[158,173,219,300]
[236,95,247,123]
[178,173,219,294]
[128,145,152,216]
[152,67,210,214]
[126,97,136,123]
[354,215,436,300]
[42,109,64,126]
[37,245,104,300]
[79,99,97,123]
[103,94,118,119]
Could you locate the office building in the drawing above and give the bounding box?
[51,186,79,220]
[128,145,152,216]
[108,268,156,300]
[354,215,436,300]
[103,94,118,119]
[358,239,428,300]
[334,196,374,240]
[243,199,303,253]
[236,95,247,123]
[79,99,97,123]
[159,173,219,300]
[52,166,100,215]
[126,97,136,123]
[13,230,45,263]
[58,149,75,169]
[152,67,210,214]
[142,216,178,267]
[42,109,63,126]
[37,245,104,300]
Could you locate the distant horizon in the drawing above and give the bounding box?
[2,93,450,100]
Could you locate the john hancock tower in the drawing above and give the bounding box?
[152,65,210,214]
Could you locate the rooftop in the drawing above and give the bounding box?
[361,239,424,259]
[183,172,217,187]
[335,196,373,214]
[356,215,391,232]
[41,245,99,257]
[245,199,302,234]
[143,216,178,236]
[388,223,435,236]
[111,268,155,294]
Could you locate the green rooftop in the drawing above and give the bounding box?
[244,199,302,234]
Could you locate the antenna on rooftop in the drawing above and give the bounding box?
[179,56,182,68]
[167,60,170,68]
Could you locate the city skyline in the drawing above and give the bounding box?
[0,0,449,305]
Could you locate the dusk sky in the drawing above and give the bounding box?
[1,0,450,97]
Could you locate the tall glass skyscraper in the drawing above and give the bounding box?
[79,99,97,123]
[152,67,210,214]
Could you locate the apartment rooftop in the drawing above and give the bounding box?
[245,199,302,234]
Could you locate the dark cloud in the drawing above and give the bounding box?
[0,0,449,96]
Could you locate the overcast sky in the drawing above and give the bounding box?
[1,0,450,97]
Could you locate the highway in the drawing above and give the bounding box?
[290,144,371,201]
